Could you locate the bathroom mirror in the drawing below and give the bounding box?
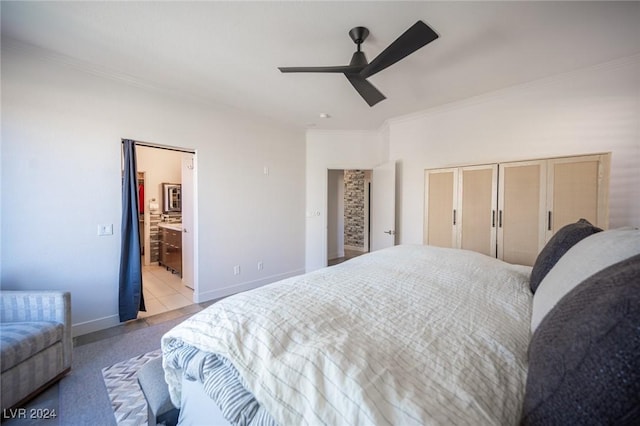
[163,183,181,213]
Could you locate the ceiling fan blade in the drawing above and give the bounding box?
[279,65,362,73]
[360,20,438,79]
[345,74,386,107]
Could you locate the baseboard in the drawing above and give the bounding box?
[194,268,305,303]
[344,245,367,253]
[71,269,305,337]
[72,314,121,337]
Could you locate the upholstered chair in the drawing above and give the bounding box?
[0,291,72,410]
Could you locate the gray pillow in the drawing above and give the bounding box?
[521,254,640,425]
[531,227,640,332]
[529,219,602,293]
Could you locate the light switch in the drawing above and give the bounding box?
[98,224,113,236]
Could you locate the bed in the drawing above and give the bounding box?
[161,224,640,425]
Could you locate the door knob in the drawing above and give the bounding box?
[384,230,395,235]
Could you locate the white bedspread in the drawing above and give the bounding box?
[162,245,533,425]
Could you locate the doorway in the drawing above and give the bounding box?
[327,169,371,266]
[135,143,197,317]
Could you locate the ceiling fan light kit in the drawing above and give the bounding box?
[279,20,439,107]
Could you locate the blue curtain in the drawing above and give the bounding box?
[119,139,145,321]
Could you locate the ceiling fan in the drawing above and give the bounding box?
[278,20,439,107]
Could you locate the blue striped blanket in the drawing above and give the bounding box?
[163,341,276,426]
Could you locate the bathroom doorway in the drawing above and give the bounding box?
[327,169,371,266]
[135,143,197,317]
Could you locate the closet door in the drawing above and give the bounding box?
[424,168,458,248]
[458,165,498,257]
[546,154,610,239]
[498,161,547,266]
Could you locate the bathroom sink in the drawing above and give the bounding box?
[159,222,182,231]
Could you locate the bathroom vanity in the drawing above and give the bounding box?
[159,222,182,276]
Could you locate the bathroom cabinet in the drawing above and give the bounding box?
[159,224,182,276]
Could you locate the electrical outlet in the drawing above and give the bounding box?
[257,261,263,271]
[233,265,240,275]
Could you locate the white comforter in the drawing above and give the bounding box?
[162,245,533,425]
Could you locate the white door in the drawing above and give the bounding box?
[371,161,396,251]
[181,153,195,291]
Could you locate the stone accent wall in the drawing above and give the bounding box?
[344,170,365,249]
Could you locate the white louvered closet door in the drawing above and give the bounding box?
[424,168,458,248]
[497,160,547,266]
[424,153,610,267]
[546,154,610,241]
[458,165,498,257]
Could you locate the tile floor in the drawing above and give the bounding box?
[140,263,194,317]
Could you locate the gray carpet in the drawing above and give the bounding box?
[4,315,190,426]
[63,317,187,426]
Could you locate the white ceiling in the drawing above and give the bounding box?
[2,1,639,130]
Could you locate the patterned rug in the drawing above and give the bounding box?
[102,349,162,426]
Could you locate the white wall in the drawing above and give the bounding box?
[306,55,640,268]
[1,42,306,335]
[305,130,387,271]
[389,55,640,245]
